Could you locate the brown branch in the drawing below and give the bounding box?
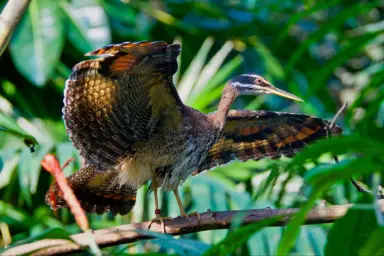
[0,0,31,56]
[4,200,384,256]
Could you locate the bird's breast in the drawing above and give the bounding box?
[160,133,217,190]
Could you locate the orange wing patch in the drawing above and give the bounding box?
[109,54,138,73]
[196,110,343,174]
[85,41,168,56]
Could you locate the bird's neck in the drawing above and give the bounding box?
[212,85,238,130]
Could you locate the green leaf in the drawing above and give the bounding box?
[286,1,381,69]
[177,37,214,102]
[359,227,384,256]
[0,124,38,152]
[254,41,285,80]
[133,1,199,35]
[0,154,19,189]
[151,238,209,255]
[305,226,327,255]
[286,136,384,171]
[204,216,282,256]
[0,156,3,172]
[61,0,111,53]
[56,142,76,176]
[304,158,382,187]
[0,201,34,229]
[191,55,243,110]
[29,143,53,193]
[325,202,379,256]
[277,187,326,255]
[18,143,53,205]
[9,0,64,86]
[276,0,341,44]
[188,41,234,104]
[277,156,383,255]
[310,31,382,94]
[18,148,33,206]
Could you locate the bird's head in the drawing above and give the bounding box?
[229,74,303,102]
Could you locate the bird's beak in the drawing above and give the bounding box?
[266,85,304,102]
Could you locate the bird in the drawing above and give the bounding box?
[45,41,342,228]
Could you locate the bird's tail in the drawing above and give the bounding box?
[45,166,136,215]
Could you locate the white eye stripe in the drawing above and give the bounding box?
[232,82,263,89]
[242,74,261,78]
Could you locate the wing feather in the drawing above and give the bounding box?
[196,110,342,173]
[64,41,184,170]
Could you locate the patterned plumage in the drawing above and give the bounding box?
[46,41,342,218]
[196,110,341,173]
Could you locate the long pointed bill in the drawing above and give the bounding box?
[267,87,304,102]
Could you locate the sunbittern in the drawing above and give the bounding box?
[46,41,342,228]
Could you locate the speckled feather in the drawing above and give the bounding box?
[50,41,190,214]
[64,41,183,170]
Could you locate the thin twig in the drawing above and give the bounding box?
[3,200,384,256]
[41,155,101,256]
[329,102,348,130]
[327,103,384,199]
[0,0,31,56]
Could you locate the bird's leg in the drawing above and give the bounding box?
[147,179,172,233]
[173,188,201,222]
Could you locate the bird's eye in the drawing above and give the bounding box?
[255,78,262,84]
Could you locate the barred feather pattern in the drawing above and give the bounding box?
[63,41,183,170]
[45,166,137,215]
[196,110,343,173]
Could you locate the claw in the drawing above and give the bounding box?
[181,211,201,223]
[147,214,173,233]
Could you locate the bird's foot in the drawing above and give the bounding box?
[147,210,173,233]
[181,211,201,222]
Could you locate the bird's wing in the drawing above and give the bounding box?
[46,165,136,215]
[196,110,342,174]
[64,41,184,170]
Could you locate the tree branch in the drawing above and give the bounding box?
[4,200,384,256]
[0,0,31,56]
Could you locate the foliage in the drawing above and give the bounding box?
[0,0,383,255]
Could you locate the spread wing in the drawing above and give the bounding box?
[196,110,342,173]
[64,41,184,170]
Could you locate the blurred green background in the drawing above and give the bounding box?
[0,0,383,255]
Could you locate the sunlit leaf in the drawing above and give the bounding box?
[188,40,234,104]
[0,154,19,189]
[177,38,214,102]
[0,124,38,152]
[191,55,243,110]
[9,0,64,86]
